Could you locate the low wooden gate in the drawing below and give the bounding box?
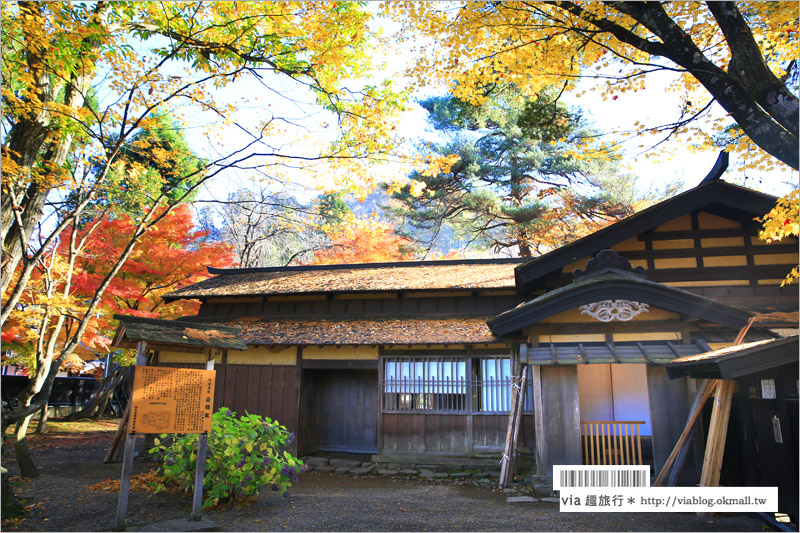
[581,420,644,465]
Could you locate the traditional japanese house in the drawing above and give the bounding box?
[489,178,797,477]
[159,258,533,465]
[156,177,797,477]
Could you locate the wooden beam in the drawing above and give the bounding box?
[525,320,700,336]
[617,243,796,260]
[300,359,378,370]
[637,227,758,241]
[698,380,736,488]
[144,343,205,354]
[545,264,794,285]
[733,316,756,344]
[637,342,653,364]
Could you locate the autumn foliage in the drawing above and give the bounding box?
[759,189,799,285]
[390,2,798,172]
[2,206,234,365]
[310,215,416,265]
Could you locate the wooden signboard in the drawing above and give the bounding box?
[129,366,215,434]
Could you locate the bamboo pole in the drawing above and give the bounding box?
[499,356,522,488]
[508,366,528,480]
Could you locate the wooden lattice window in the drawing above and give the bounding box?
[382,357,469,413]
[382,356,532,414]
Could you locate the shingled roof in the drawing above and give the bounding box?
[667,336,798,379]
[186,316,510,346]
[164,258,526,302]
[113,315,248,350]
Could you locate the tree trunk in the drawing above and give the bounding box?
[14,416,39,479]
[35,402,48,434]
[1,1,113,294]
[1,184,51,295]
[1,466,25,518]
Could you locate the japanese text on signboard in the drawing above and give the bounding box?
[130,367,215,434]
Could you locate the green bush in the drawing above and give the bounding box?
[149,407,303,509]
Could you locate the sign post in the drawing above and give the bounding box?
[115,347,216,530]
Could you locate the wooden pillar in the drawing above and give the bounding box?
[534,366,581,476]
[466,356,474,457]
[531,365,547,476]
[699,379,736,488]
[191,349,216,521]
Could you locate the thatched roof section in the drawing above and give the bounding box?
[163,259,526,301]
[195,316,509,346]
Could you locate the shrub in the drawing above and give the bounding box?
[149,407,303,509]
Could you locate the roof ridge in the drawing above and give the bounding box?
[114,314,243,332]
[207,257,529,275]
[178,313,499,323]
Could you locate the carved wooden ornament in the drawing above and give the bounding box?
[579,300,650,322]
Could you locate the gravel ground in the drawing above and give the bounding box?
[2,433,772,532]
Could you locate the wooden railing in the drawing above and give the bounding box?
[581,420,644,466]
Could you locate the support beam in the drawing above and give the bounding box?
[653,379,719,486]
[698,379,736,488]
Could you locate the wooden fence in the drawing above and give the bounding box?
[581,420,644,465]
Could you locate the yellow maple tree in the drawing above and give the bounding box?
[1,1,407,477]
[759,189,799,285]
[389,1,798,172]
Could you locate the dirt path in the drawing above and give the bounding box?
[2,431,769,532]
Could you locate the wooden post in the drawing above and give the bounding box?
[508,366,528,479]
[499,355,522,488]
[115,341,147,530]
[191,435,208,521]
[104,402,131,464]
[191,350,216,521]
[115,434,138,531]
[698,379,736,488]
[530,365,547,476]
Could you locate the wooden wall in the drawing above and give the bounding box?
[158,355,300,436]
[551,212,798,301]
[380,413,534,456]
[647,366,697,482]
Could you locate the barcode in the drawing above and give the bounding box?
[558,469,648,488]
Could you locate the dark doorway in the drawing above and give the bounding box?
[301,369,378,454]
